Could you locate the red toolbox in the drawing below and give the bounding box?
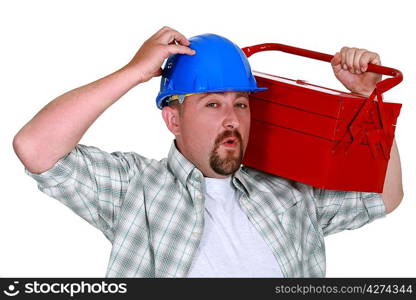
[241,43,403,193]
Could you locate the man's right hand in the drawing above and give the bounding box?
[124,26,196,85]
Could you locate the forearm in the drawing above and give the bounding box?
[332,46,403,213]
[13,65,140,173]
[13,27,195,174]
[381,139,403,213]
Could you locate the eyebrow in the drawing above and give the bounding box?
[198,92,249,101]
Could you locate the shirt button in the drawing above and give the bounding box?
[192,232,201,238]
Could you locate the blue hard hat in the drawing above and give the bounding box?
[155,33,266,109]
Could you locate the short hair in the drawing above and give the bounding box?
[167,98,184,116]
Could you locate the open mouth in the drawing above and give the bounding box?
[221,137,239,147]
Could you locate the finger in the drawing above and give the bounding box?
[154,26,191,47]
[150,26,171,41]
[154,26,172,38]
[166,44,196,56]
[174,32,191,46]
[353,48,367,74]
[161,29,190,46]
[359,52,381,72]
[340,47,349,70]
[345,47,357,73]
[369,52,381,65]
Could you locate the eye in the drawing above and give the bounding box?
[236,103,248,109]
[206,102,219,108]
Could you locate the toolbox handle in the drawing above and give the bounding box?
[242,43,403,94]
[244,43,402,161]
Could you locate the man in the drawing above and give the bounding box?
[13,26,403,277]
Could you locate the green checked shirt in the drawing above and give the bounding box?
[25,141,386,277]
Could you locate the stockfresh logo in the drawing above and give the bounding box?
[3,281,20,297]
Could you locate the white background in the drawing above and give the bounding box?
[1,0,415,277]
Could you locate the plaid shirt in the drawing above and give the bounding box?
[25,141,386,277]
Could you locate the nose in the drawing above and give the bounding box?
[222,107,240,130]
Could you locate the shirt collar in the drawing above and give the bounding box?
[167,140,202,187]
[232,169,251,195]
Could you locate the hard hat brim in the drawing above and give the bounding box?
[157,87,267,109]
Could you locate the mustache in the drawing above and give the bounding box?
[214,130,243,146]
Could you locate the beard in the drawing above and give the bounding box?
[209,130,244,176]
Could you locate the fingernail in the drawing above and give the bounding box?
[342,64,347,70]
[361,66,366,72]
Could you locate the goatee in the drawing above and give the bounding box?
[209,130,244,176]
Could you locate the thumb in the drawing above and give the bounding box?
[331,52,342,74]
[331,52,341,67]
[155,67,163,77]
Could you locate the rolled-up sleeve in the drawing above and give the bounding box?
[312,187,386,236]
[25,144,151,241]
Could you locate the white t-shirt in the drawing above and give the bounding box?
[187,176,283,277]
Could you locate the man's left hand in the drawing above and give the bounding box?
[331,47,382,96]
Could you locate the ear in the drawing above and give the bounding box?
[162,106,181,136]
